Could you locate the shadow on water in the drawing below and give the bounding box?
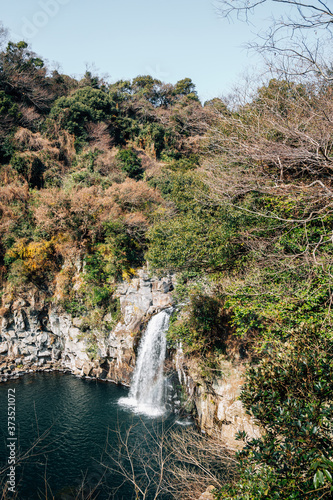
[0,372,178,499]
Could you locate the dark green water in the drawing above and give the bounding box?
[0,372,176,499]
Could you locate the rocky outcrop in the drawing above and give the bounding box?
[198,486,216,500]
[174,347,260,449]
[0,269,258,448]
[0,269,174,385]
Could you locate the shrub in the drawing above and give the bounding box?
[116,148,144,180]
[167,156,199,171]
[4,237,61,289]
[218,330,333,499]
[167,292,229,356]
[138,123,167,157]
[173,78,198,99]
[0,91,21,121]
[11,152,45,188]
[50,87,114,139]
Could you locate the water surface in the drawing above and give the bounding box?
[0,373,175,499]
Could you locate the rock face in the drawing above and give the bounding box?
[0,269,258,447]
[0,270,174,385]
[198,486,216,500]
[174,347,260,449]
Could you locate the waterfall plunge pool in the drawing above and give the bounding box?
[0,311,202,498]
[0,372,183,499]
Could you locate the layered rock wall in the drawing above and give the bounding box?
[0,270,174,384]
[175,347,260,449]
[0,270,259,448]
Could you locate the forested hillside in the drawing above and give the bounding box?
[1,29,333,499]
[0,39,210,316]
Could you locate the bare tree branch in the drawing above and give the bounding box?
[216,0,333,80]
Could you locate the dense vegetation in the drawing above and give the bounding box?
[0,27,333,499]
[0,39,210,328]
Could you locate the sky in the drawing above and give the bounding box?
[1,0,284,102]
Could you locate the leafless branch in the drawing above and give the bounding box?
[216,0,333,80]
[102,420,236,500]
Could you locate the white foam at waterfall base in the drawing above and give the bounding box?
[118,309,172,417]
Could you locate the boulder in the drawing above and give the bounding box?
[38,350,52,358]
[0,342,8,354]
[198,486,216,500]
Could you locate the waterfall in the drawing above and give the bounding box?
[118,308,172,417]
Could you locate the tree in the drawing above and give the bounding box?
[104,421,235,500]
[216,0,333,80]
[50,86,114,138]
[0,22,8,50]
[116,148,144,180]
[217,0,332,30]
[0,91,21,158]
[201,75,333,334]
[79,70,101,89]
[204,73,333,198]
[0,41,54,111]
[174,78,198,98]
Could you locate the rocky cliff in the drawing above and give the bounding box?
[0,269,174,385]
[174,346,260,449]
[0,269,258,448]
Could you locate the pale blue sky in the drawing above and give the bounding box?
[1,0,281,101]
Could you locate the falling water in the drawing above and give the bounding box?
[119,308,172,417]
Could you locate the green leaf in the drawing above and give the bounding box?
[323,469,333,483]
[314,470,325,489]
